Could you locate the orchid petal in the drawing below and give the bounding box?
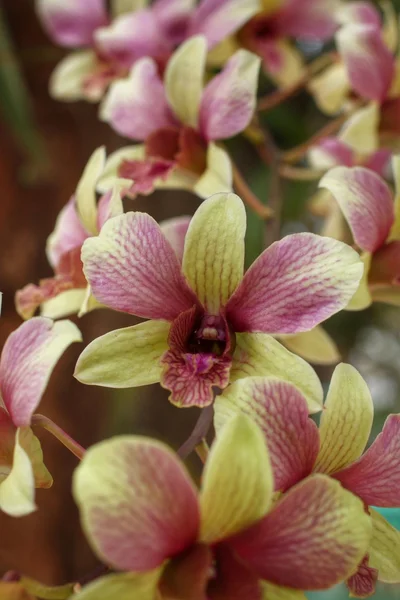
[314,363,373,475]
[18,426,52,490]
[193,143,233,198]
[346,252,372,310]
[188,0,261,49]
[339,102,380,154]
[75,321,169,388]
[214,377,319,491]
[46,197,88,269]
[319,166,394,253]
[261,583,306,600]
[347,554,378,598]
[369,508,400,583]
[82,211,198,320]
[226,233,363,334]
[199,50,260,141]
[100,59,175,140]
[200,414,273,544]
[308,138,354,170]
[165,36,207,129]
[388,154,400,242]
[160,544,211,600]
[0,429,35,517]
[231,333,323,412]
[36,0,107,47]
[160,216,191,264]
[182,193,246,315]
[76,147,105,235]
[71,571,161,600]
[336,1,381,27]
[0,318,81,427]
[49,51,100,102]
[73,436,200,571]
[96,184,125,230]
[279,326,340,365]
[97,145,145,193]
[308,63,350,115]
[41,288,88,319]
[208,545,262,600]
[260,40,306,90]
[337,23,395,102]
[334,414,400,506]
[232,475,371,590]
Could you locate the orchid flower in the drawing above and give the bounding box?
[214,365,400,596]
[36,0,259,103]
[15,147,127,321]
[98,36,260,199]
[0,317,81,517]
[71,414,371,599]
[309,1,399,115]
[75,191,363,409]
[229,0,339,89]
[320,156,400,309]
[308,103,391,240]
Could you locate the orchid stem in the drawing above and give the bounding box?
[178,404,214,460]
[195,439,209,464]
[232,162,273,219]
[32,414,85,461]
[278,164,325,181]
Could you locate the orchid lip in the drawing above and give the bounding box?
[187,314,236,358]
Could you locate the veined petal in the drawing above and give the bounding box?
[18,426,52,490]
[71,571,161,600]
[46,196,88,269]
[226,232,363,334]
[75,321,169,388]
[231,333,323,413]
[214,377,319,491]
[182,193,246,315]
[160,216,191,264]
[36,0,107,47]
[346,554,378,598]
[307,63,350,116]
[369,508,400,583]
[231,475,371,590]
[314,363,373,474]
[76,147,105,235]
[73,436,200,571]
[165,35,207,129]
[199,50,260,141]
[193,143,233,198]
[97,145,145,193]
[96,184,125,230]
[319,166,394,253]
[339,102,380,155]
[100,58,175,140]
[334,414,400,507]
[278,326,340,365]
[200,414,273,544]
[0,429,36,517]
[346,252,372,310]
[188,0,261,49]
[261,583,307,600]
[0,318,81,427]
[49,51,100,102]
[337,23,395,102]
[81,212,198,320]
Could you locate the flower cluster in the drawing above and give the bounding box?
[3,0,400,598]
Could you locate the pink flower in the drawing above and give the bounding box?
[71,415,371,599]
[0,317,81,516]
[75,192,363,408]
[214,366,400,594]
[98,36,259,197]
[36,0,260,102]
[320,157,400,308]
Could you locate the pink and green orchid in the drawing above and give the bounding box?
[0,317,81,517]
[75,191,363,408]
[320,156,400,308]
[36,0,259,103]
[98,36,259,199]
[214,365,400,597]
[71,414,371,600]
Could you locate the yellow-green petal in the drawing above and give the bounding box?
[0,429,36,517]
[199,414,273,544]
[314,363,373,474]
[278,326,340,365]
[369,508,400,583]
[71,572,160,600]
[74,320,170,388]
[76,147,106,235]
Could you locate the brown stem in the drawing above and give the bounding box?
[257,52,336,112]
[32,414,85,461]
[178,405,214,460]
[232,162,273,219]
[278,164,325,181]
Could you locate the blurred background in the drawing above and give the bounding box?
[0,1,399,598]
